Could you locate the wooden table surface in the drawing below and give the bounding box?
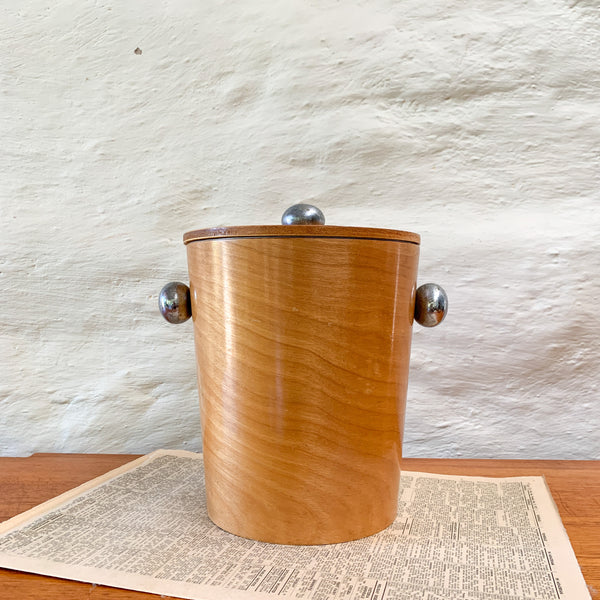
[0,454,598,599]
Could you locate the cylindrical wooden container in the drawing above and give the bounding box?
[183,224,420,545]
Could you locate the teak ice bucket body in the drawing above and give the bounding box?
[159,207,447,545]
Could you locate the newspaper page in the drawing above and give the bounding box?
[0,450,590,600]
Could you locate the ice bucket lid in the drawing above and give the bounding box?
[183,225,419,245]
[184,204,419,244]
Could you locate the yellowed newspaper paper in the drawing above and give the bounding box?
[0,450,590,600]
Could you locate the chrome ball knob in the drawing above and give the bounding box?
[414,283,448,327]
[281,203,326,225]
[159,281,192,324]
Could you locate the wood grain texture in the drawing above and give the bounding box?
[0,455,598,599]
[187,236,420,544]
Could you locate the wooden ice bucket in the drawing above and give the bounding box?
[159,205,447,545]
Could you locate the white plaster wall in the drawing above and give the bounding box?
[1,1,599,458]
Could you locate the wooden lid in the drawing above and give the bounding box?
[183,225,420,245]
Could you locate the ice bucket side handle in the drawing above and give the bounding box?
[159,282,192,324]
[157,280,447,327]
[414,283,448,327]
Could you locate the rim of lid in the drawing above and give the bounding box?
[183,225,420,245]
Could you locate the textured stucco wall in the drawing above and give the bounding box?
[1,1,599,458]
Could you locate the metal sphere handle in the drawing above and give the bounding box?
[281,203,325,225]
[414,283,448,327]
[159,281,192,324]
